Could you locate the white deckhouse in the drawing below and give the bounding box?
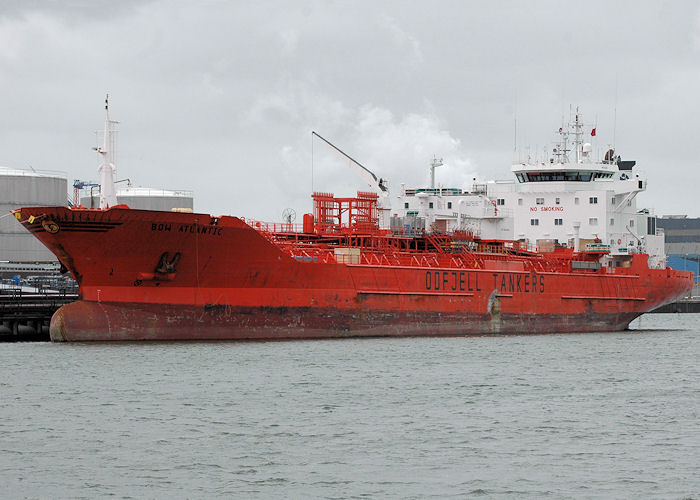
[391,110,666,268]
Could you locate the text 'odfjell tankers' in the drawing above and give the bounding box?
[13,104,693,341]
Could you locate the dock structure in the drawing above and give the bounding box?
[0,292,77,341]
[652,295,700,313]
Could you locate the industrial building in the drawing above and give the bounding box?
[80,186,194,212]
[657,216,700,290]
[0,167,68,262]
[0,166,194,263]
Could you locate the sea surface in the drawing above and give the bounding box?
[1,313,698,499]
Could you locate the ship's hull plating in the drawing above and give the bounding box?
[50,300,642,342]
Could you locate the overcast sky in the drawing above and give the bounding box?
[1,0,699,221]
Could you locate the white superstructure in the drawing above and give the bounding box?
[392,108,666,268]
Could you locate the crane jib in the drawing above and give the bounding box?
[311,131,387,192]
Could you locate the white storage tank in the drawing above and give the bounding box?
[81,186,194,212]
[0,167,68,262]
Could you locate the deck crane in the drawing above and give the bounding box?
[311,131,391,228]
[72,180,100,206]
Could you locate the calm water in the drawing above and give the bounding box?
[1,313,698,499]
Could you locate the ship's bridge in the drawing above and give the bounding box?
[511,161,620,183]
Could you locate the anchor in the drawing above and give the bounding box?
[135,252,181,285]
[155,252,181,274]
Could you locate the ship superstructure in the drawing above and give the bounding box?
[394,109,665,268]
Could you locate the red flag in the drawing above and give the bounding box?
[591,128,596,137]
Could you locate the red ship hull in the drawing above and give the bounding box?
[14,206,694,342]
[50,301,644,341]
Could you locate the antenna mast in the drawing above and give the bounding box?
[95,94,119,209]
[555,117,570,164]
[513,91,518,154]
[430,157,443,189]
[613,76,618,153]
[573,106,582,164]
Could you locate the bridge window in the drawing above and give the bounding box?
[522,172,593,182]
[593,172,613,180]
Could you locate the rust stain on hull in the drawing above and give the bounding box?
[51,300,642,342]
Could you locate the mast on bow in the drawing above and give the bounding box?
[95,94,118,209]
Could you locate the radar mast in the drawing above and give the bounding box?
[430,157,443,188]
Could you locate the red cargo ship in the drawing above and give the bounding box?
[12,189,694,341]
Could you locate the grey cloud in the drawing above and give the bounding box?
[0,0,698,220]
[0,0,155,23]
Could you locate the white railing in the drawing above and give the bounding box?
[116,187,194,198]
[482,206,514,218]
